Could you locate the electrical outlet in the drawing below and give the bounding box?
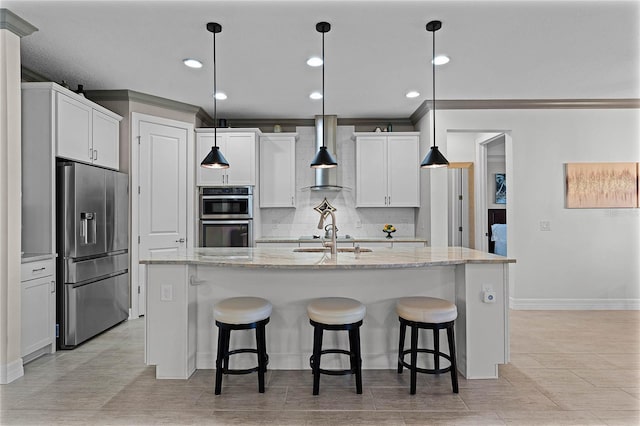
[161,284,173,301]
[539,221,551,231]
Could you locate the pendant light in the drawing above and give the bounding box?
[201,22,229,169]
[310,21,337,169]
[420,20,449,169]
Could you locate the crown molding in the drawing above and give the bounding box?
[0,9,37,38]
[410,98,640,124]
[21,66,50,82]
[84,89,211,121]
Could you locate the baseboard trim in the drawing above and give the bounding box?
[0,358,24,384]
[510,297,640,310]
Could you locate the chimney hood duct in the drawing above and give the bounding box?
[310,115,344,191]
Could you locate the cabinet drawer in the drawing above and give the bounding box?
[21,259,54,281]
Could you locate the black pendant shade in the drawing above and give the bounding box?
[421,20,449,169]
[310,146,337,168]
[201,22,229,169]
[311,21,337,169]
[420,145,449,168]
[201,145,229,169]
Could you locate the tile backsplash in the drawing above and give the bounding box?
[259,125,416,239]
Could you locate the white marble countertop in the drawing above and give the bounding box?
[140,246,514,270]
[256,237,428,243]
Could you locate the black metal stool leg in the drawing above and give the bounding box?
[433,327,440,373]
[447,324,459,393]
[214,326,227,395]
[397,320,406,373]
[410,325,418,395]
[349,328,363,394]
[256,323,267,393]
[312,325,323,395]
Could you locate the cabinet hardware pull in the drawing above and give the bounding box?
[175,238,185,243]
[93,150,98,160]
[89,147,93,160]
[32,267,46,273]
[51,281,55,293]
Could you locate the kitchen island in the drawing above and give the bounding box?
[141,247,514,380]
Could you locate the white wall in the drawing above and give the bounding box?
[425,108,640,309]
[259,125,417,239]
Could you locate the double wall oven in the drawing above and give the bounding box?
[199,187,253,247]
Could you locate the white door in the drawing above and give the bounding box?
[387,135,419,207]
[225,134,255,185]
[138,120,188,315]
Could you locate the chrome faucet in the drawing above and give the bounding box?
[317,210,337,256]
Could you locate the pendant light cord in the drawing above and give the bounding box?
[432,27,436,149]
[322,29,326,149]
[213,29,218,148]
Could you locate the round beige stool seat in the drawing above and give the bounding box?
[307,297,366,324]
[213,297,272,325]
[396,296,457,323]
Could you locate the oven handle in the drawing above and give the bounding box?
[200,195,251,200]
[200,220,253,225]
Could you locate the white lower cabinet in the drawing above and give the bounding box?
[21,258,56,361]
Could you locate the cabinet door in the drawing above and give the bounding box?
[92,110,120,169]
[196,133,226,185]
[56,93,92,163]
[225,134,255,186]
[21,276,53,357]
[387,136,419,207]
[260,136,295,207]
[356,136,387,207]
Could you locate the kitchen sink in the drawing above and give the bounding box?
[293,247,372,253]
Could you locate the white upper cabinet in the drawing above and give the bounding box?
[23,82,122,170]
[259,133,297,207]
[91,109,120,169]
[196,129,258,186]
[354,133,420,207]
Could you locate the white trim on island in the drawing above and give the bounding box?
[142,247,514,380]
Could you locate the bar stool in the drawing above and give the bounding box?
[396,296,459,395]
[307,297,366,395]
[213,296,272,395]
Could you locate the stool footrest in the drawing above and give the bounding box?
[399,348,453,374]
[310,348,359,376]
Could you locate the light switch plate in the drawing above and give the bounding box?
[161,284,173,301]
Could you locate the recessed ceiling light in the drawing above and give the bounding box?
[309,91,323,100]
[183,58,203,68]
[432,55,450,65]
[307,57,323,67]
[214,92,227,100]
[406,91,420,98]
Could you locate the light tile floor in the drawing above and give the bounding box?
[1,310,638,425]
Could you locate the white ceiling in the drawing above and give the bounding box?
[5,0,639,120]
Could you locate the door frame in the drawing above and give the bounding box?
[130,113,194,319]
[447,162,475,248]
[474,132,510,253]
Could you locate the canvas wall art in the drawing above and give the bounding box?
[495,173,506,204]
[565,162,638,208]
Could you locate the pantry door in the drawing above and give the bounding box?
[132,113,194,317]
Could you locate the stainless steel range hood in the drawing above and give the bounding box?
[310,115,344,191]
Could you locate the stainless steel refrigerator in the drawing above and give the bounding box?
[56,161,129,348]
